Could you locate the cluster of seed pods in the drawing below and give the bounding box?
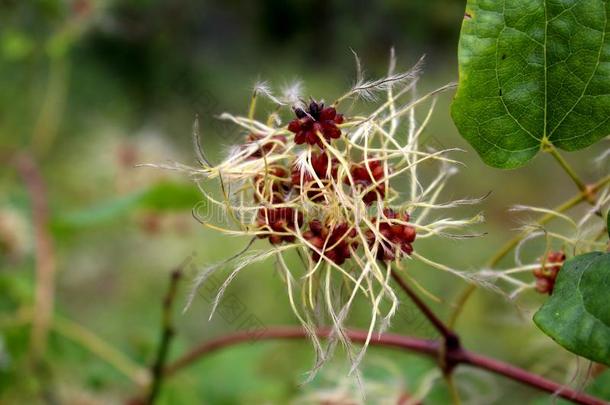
[256,207,303,245]
[288,101,344,147]
[347,160,387,205]
[249,101,416,263]
[303,220,358,265]
[533,251,565,294]
[366,209,416,261]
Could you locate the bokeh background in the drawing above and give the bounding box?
[1,1,609,404]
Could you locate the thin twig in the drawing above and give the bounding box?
[390,269,459,352]
[15,153,56,363]
[31,58,69,156]
[164,327,606,405]
[53,314,150,386]
[444,374,462,405]
[1,307,149,386]
[146,265,184,404]
[390,265,461,401]
[546,144,588,196]
[165,327,435,375]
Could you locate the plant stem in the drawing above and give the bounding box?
[390,267,462,380]
[16,154,56,364]
[147,267,183,404]
[164,326,606,405]
[448,174,610,328]
[248,88,259,120]
[31,57,69,157]
[53,314,149,386]
[445,374,462,405]
[390,269,456,342]
[546,145,588,194]
[447,283,476,329]
[1,307,149,386]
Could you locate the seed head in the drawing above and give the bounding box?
[167,53,478,381]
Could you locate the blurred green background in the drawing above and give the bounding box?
[1,1,608,404]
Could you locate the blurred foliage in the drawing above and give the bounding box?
[1,0,609,404]
[51,181,204,233]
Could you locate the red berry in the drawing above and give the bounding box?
[269,234,283,245]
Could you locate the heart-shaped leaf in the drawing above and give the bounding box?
[534,252,610,365]
[451,1,610,168]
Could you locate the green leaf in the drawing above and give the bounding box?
[51,181,203,231]
[52,191,146,229]
[588,370,610,400]
[534,252,610,366]
[1,31,34,61]
[451,0,610,168]
[138,181,203,211]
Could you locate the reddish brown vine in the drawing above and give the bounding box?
[154,268,606,405]
[164,327,605,405]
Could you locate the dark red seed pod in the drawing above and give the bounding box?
[309,219,323,234]
[400,242,414,255]
[309,236,325,249]
[256,207,303,245]
[303,219,358,264]
[253,165,292,204]
[291,152,339,202]
[533,250,566,295]
[402,226,416,243]
[288,120,302,132]
[269,234,283,245]
[535,277,553,295]
[346,160,388,205]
